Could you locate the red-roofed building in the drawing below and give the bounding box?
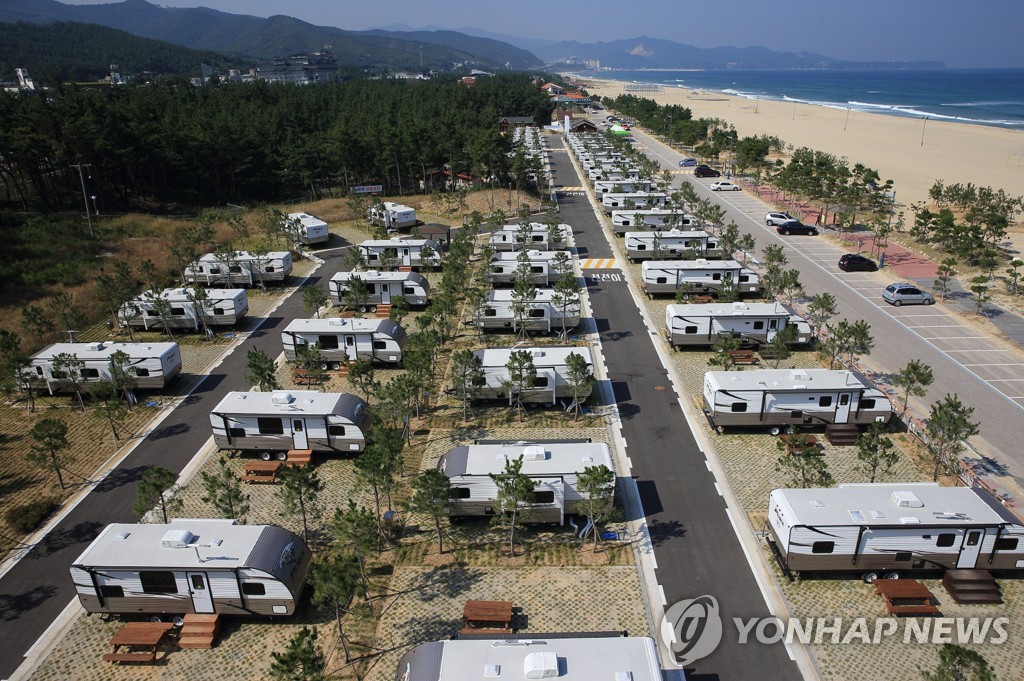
[541,82,565,95]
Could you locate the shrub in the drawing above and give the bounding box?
[5,496,61,534]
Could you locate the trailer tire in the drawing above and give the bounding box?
[862,571,879,584]
[883,571,900,581]
[276,451,288,461]
[261,451,272,461]
[148,615,164,623]
[769,426,782,436]
[172,615,185,628]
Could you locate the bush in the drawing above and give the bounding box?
[5,497,60,534]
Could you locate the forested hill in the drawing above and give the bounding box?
[0,0,542,71]
[0,21,244,82]
[0,74,553,210]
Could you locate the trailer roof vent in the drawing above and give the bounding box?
[114,531,131,540]
[848,510,866,523]
[86,342,105,351]
[870,511,886,520]
[235,393,248,401]
[271,392,295,405]
[521,446,547,461]
[695,259,710,266]
[790,370,810,382]
[793,384,807,390]
[328,317,348,326]
[900,517,922,525]
[614,672,634,681]
[532,351,546,358]
[732,302,748,310]
[523,651,558,679]
[582,455,594,463]
[810,500,825,508]
[161,529,195,548]
[366,270,380,276]
[892,491,924,508]
[483,664,500,677]
[210,538,223,547]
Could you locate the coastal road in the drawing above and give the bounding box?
[551,142,802,679]
[0,254,348,680]
[624,123,1024,486]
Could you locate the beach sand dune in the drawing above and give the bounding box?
[585,78,1024,213]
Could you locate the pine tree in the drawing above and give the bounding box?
[855,422,899,483]
[277,464,324,544]
[408,468,452,554]
[27,417,73,492]
[270,626,325,681]
[134,467,182,523]
[576,464,616,551]
[200,456,250,521]
[489,455,535,556]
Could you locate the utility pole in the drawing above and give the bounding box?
[71,163,94,239]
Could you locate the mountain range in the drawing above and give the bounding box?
[0,0,944,73]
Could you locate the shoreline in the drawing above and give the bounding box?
[580,76,1024,211]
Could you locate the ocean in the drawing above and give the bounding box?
[580,68,1024,130]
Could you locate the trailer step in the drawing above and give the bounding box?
[943,569,1002,604]
[285,449,313,466]
[180,614,221,648]
[825,423,859,446]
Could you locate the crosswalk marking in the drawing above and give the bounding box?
[580,258,619,269]
[558,186,586,192]
[670,169,693,175]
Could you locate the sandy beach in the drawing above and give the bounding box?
[583,77,1024,211]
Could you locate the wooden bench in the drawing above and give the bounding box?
[459,628,513,636]
[292,368,325,384]
[103,651,157,664]
[728,350,758,365]
[241,473,277,484]
[693,295,715,304]
[887,603,941,617]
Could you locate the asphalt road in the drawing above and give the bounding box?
[625,125,1024,486]
[0,255,345,680]
[551,143,801,680]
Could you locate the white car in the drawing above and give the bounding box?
[710,181,741,192]
[766,212,795,226]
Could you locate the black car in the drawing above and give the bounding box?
[694,165,721,178]
[776,220,819,236]
[838,253,878,272]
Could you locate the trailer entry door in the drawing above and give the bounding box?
[957,529,985,569]
[345,335,357,360]
[292,419,308,450]
[836,392,852,423]
[187,572,215,613]
[381,283,392,304]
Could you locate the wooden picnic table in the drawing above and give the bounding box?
[241,460,280,484]
[461,599,514,634]
[874,579,940,617]
[780,433,819,456]
[104,621,174,664]
[728,349,758,365]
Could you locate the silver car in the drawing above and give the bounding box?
[883,283,935,306]
[766,212,795,226]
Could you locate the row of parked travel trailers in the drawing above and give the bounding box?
[184,251,293,287]
[641,259,760,296]
[119,287,249,331]
[487,223,570,251]
[665,302,811,348]
[28,341,182,394]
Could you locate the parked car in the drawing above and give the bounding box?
[765,212,795,226]
[775,220,819,236]
[710,181,741,192]
[694,165,721,178]
[679,158,698,167]
[838,254,878,272]
[883,283,935,306]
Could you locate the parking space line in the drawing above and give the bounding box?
[962,363,1024,367]
[922,336,988,340]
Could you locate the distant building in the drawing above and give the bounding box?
[498,116,535,132]
[256,49,340,84]
[541,82,565,95]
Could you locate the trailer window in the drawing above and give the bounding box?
[895,552,912,562]
[861,399,876,409]
[753,321,764,330]
[528,309,546,318]
[712,273,721,280]
[372,340,387,350]
[257,418,284,435]
[730,402,747,413]
[328,425,346,437]
[170,307,185,316]
[811,541,834,554]
[140,571,178,594]
[146,310,160,317]
[531,490,555,504]
[83,368,100,378]
[818,396,833,407]
[531,266,543,274]
[995,538,1019,551]
[241,582,266,596]
[534,377,549,387]
[739,274,749,283]
[100,584,124,598]
[656,277,667,284]
[213,307,225,315]
[485,308,497,317]
[685,326,698,334]
[228,427,245,439]
[450,487,471,499]
[936,534,956,547]
[135,368,150,376]
[229,266,242,274]
[318,335,339,350]
[636,244,647,251]
[403,287,417,295]
[265,266,275,273]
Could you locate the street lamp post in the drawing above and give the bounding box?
[71,163,94,239]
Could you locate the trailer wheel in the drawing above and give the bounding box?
[769,426,782,436]
[260,451,272,461]
[148,615,164,623]
[276,451,288,461]
[883,571,900,581]
[862,571,879,584]
[171,615,185,628]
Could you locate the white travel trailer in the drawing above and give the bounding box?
[394,636,664,681]
[767,483,1024,581]
[641,259,760,296]
[594,179,653,195]
[283,212,330,245]
[487,250,572,286]
[665,302,812,348]
[625,229,721,260]
[472,346,594,405]
[70,519,311,618]
[588,167,640,184]
[358,238,441,270]
[184,251,293,286]
[487,223,570,252]
[612,209,696,235]
[438,441,614,524]
[281,317,406,365]
[366,201,417,230]
[329,270,430,308]
[119,287,248,331]
[28,341,181,394]
[702,368,892,434]
[601,191,668,214]
[474,288,581,334]
[210,391,369,457]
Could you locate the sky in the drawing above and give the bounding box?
[60,0,1024,69]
